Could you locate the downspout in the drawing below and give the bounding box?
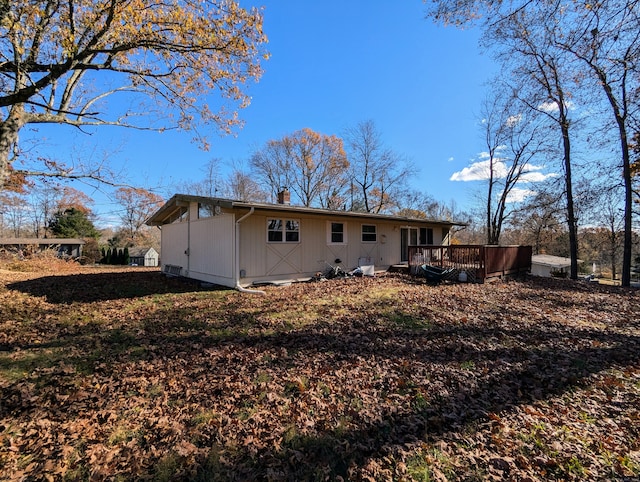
[186,209,191,276]
[234,207,265,295]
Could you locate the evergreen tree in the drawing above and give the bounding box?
[124,247,130,266]
[49,208,100,239]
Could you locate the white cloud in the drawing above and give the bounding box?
[451,157,558,183]
[448,156,454,162]
[506,114,522,127]
[450,159,508,181]
[520,171,558,182]
[538,100,575,113]
[506,188,537,203]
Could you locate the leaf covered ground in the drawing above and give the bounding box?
[0,265,639,481]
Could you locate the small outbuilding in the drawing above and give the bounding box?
[531,254,579,277]
[128,247,159,267]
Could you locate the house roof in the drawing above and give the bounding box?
[147,194,467,227]
[0,238,86,246]
[531,254,581,268]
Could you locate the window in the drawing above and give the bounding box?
[328,222,346,244]
[285,220,300,242]
[267,219,283,242]
[419,227,433,245]
[268,219,299,243]
[361,224,377,242]
[198,203,213,219]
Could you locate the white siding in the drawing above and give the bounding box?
[161,222,189,273]
[236,212,439,285]
[187,214,235,287]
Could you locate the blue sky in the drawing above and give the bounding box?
[25,1,503,226]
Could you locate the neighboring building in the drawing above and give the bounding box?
[128,247,160,267]
[147,193,463,289]
[531,254,579,277]
[0,238,86,258]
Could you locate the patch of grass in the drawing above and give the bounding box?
[407,448,456,481]
[253,371,272,384]
[563,455,587,477]
[147,384,164,399]
[460,360,476,370]
[386,310,432,330]
[0,350,59,382]
[153,453,180,482]
[191,410,218,426]
[413,391,430,411]
[108,425,138,446]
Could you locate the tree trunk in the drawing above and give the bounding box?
[592,67,632,286]
[0,105,25,190]
[561,119,579,280]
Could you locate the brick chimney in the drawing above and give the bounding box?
[277,188,290,205]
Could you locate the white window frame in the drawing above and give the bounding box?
[361,224,377,243]
[267,218,300,243]
[327,221,347,245]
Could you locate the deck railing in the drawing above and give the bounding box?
[407,245,532,282]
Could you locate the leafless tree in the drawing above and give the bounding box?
[250,128,348,207]
[343,120,415,214]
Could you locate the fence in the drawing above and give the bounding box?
[407,245,532,283]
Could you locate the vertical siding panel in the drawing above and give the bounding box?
[190,215,234,279]
[161,222,189,269]
[239,214,266,278]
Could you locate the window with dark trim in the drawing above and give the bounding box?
[329,222,345,244]
[268,219,300,243]
[419,227,434,245]
[361,224,377,242]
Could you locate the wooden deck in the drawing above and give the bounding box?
[407,245,532,283]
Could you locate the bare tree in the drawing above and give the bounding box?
[250,128,348,207]
[114,187,164,241]
[553,0,640,286]
[228,164,268,202]
[477,88,546,245]
[344,120,414,214]
[487,4,582,277]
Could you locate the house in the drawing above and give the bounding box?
[0,238,86,258]
[146,193,463,289]
[531,254,579,277]
[128,247,160,267]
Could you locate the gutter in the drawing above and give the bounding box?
[234,207,265,295]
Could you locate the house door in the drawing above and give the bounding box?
[400,228,418,262]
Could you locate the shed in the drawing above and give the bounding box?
[147,194,464,289]
[128,247,159,267]
[531,254,579,277]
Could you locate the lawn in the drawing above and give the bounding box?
[0,262,639,481]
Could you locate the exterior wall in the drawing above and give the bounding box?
[237,210,447,285]
[188,213,235,286]
[160,221,189,275]
[531,263,567,278]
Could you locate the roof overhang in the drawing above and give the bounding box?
[146,194,467,228]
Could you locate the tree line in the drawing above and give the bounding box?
[177,121,461,221]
